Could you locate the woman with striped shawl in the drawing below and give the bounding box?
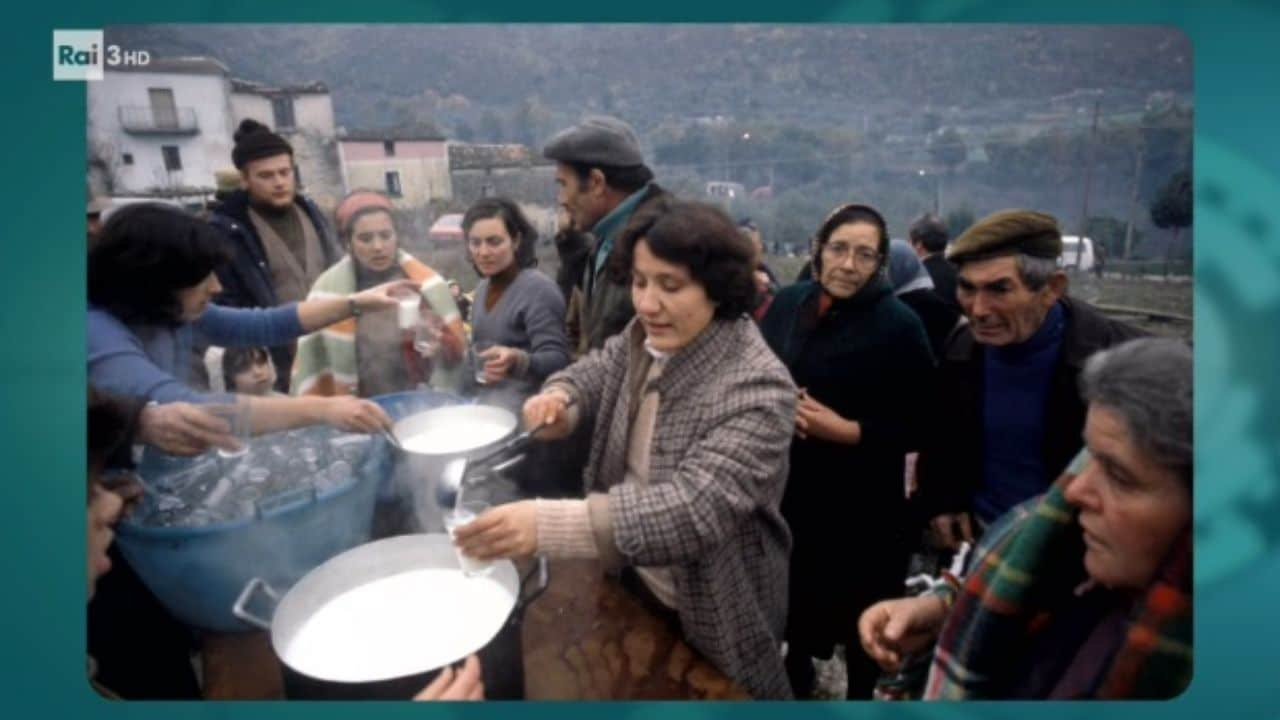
[858,337,1192,699]
[291,191,466,397]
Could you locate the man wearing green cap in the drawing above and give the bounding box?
[916,210,1142,550]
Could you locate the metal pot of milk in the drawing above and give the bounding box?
[387,404,518,531]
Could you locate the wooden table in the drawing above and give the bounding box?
[201,631,283,700]
[521,559,749,700]
[200,558,747,700]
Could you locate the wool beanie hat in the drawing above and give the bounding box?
[334,190,395,237]
[231,119,293,169]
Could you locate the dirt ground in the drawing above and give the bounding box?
[1067,271,1192,339]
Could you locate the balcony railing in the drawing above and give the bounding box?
[119,105,200,135]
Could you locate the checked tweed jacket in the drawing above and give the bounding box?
[546,316,798,698]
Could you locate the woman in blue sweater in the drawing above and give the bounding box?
[87,203,404,435]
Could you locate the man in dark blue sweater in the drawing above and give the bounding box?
[915,210,1143,549]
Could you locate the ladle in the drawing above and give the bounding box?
[436,396,577,508]
[380,426,405,452]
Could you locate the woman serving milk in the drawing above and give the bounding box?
[451,200,797,699]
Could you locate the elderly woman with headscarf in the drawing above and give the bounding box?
[859,337,1192,699]
[291,190,466,397]
[758,204,935,699]
[887,238,962,359]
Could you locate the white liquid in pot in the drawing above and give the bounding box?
[399,422,508,455]
[281,567,514,682]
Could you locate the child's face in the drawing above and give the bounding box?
[232,357,277,396]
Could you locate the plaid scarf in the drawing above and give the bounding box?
[925,451,1192,699]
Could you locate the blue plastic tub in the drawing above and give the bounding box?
[114,424,382,633]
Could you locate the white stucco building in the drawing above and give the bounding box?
[87,56,343,209]
[338,128,453,208]
[87,57,235,202]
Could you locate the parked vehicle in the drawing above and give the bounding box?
[1058,235,1096,271]
[427,213,465,249]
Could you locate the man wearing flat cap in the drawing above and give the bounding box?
[543,115,669,355]
[915,209,1143,550]
[208,119,342,390]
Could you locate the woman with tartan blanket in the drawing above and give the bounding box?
[291,190,466,397]
[757,203,935,700]
[450,201,798,698]
[858,337,1192,699]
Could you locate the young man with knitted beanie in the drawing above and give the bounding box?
[208,119,343,390]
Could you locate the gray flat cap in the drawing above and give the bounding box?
[542,115,645,167]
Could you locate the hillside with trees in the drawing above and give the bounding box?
[106,24,1192,256]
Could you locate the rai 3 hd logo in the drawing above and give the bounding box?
[53,30,150,81]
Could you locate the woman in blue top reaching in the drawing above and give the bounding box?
[88,203,404,437]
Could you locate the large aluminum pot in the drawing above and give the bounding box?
[233,533,547,699]
[387,404,519,531]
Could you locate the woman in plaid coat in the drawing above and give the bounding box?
[455,200,798,698]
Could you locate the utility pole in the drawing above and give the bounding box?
[1123,132,1146,260]
[720,126,730,181]
[918,168,939,215]
[1075,100,1101,269]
